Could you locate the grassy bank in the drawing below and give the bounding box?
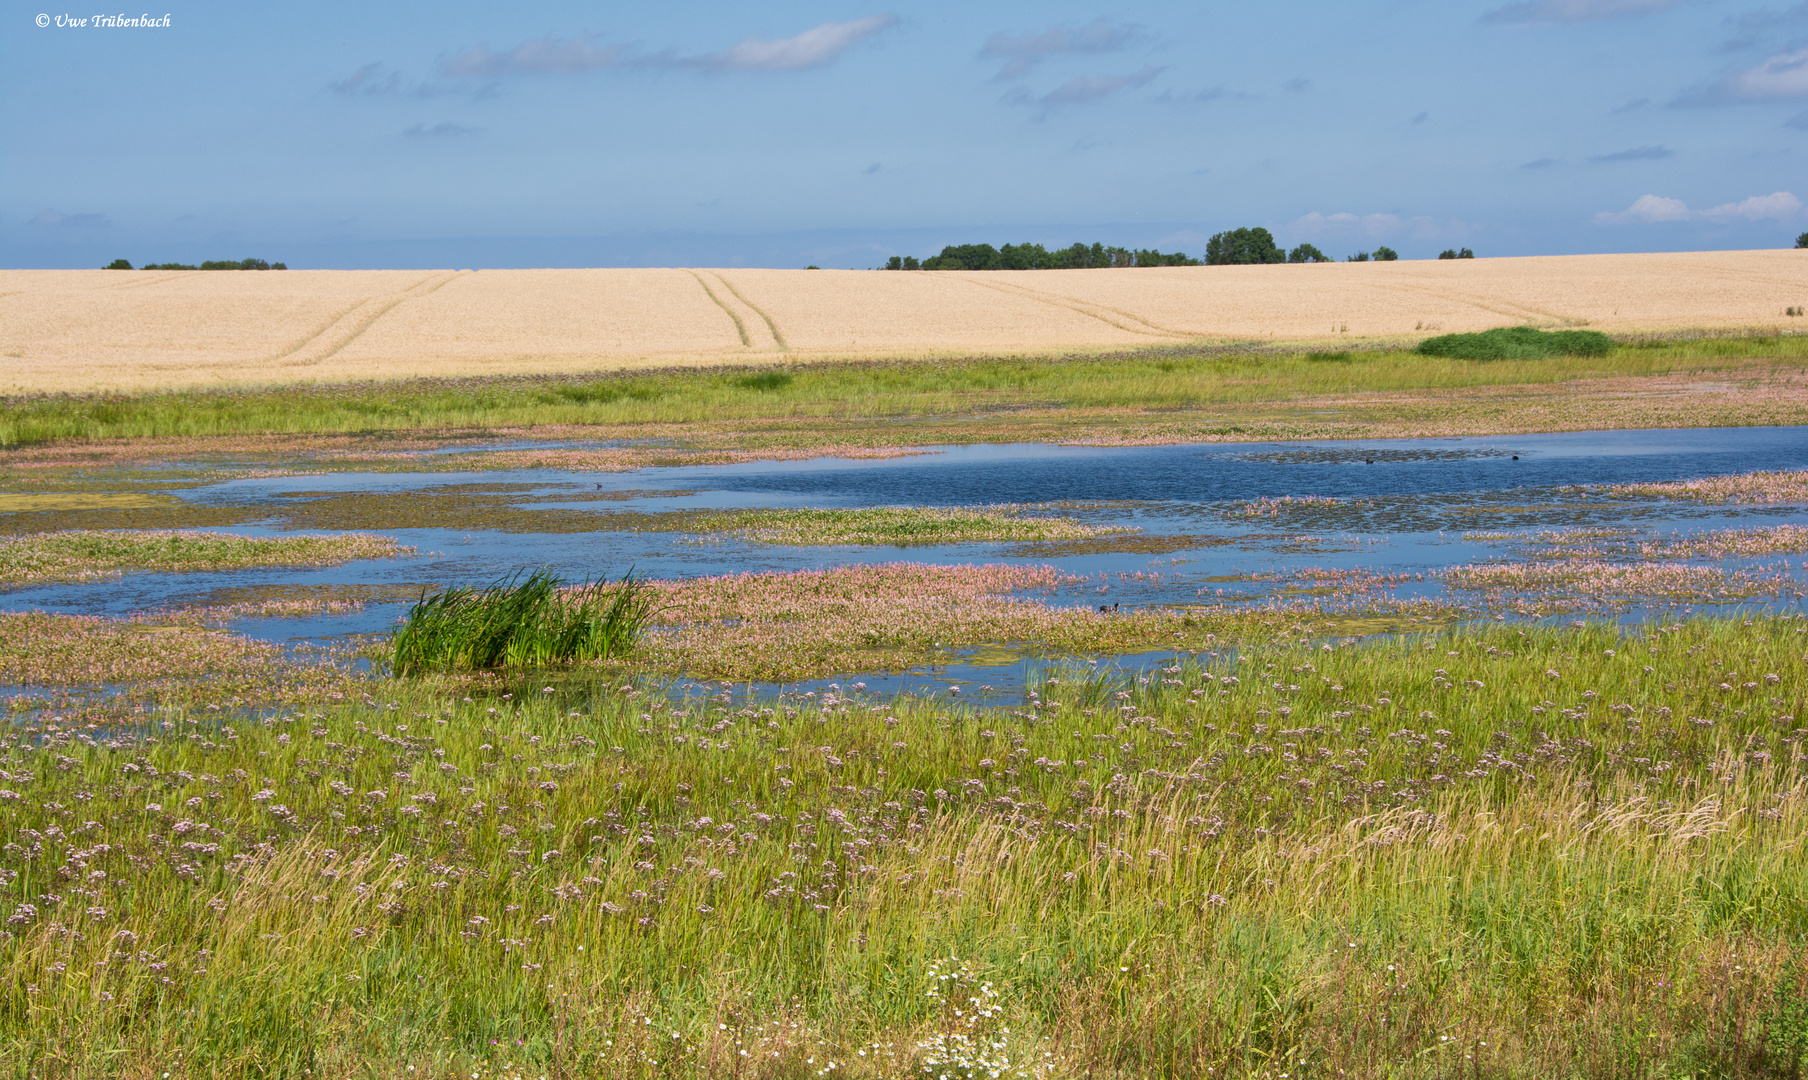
[4,616,1807,1078]
[2,335,1804,449]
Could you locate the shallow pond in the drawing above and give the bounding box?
[7,425,1808,698]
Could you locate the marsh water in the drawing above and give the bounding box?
[8,425,1808,698]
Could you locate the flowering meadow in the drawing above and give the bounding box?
[3,617,1807,1078]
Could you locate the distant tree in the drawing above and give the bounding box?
[104,259,132,270]
[1133,248,1201,266]
[1347,251,1371,262]
[1287,243,1330,263]
[806,265,821,270]
[1000,242,1051,269]
[898,241,1197,270]
[1798,232,1808,249]
[922,243,1001,271]
[886,256,903,270]
[151,258,283,271]
[1373,246,1398,261]
[1439,248,1475,259]
[1205,227,1284,265]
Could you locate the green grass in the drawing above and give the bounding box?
[389,569,653,676]
[1415,326,1614,360]
[2,334,1801,447]
[5,616,1808,1077]
[691,506,1131,546]
[0,529,409,586]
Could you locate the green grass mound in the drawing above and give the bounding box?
[390,568,651,675]
[1415,325,1613,360]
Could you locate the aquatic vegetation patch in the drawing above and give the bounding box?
[1004,532,1232,558]
[1608,468,1808,505]
[0,529,410,587]
[0,501,263,536]
[1443,559,1800,603]
[1,618,1806,1076]
[258,493,1127,545]
[1245,566,1428,596]
[390,569,654,676]
[0,491,180,512]
[165,583,439,622]
[1638,524,1808,559]
[684,506,1132,547]
[0,611,278,686]
[633,563,1457,680]
[637,562,1089,680]
[1235,494,1346,517]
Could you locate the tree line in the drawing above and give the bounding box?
[886,229,1477,270]
[885,242,1200,271]
[106,258,287,270]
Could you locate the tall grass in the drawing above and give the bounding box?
[1416,325,1613,359]
[1,334,1801,447]
[389,569,652,676]
[5,616,1808,1077]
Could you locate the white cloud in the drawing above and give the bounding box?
[981,18,1144,79]
[1594,190,1800,223]
[1702,190,1803,220]
[1482,0,1678,24]
[440,35,623,77]
[434,17,896,80]
[1724,48,1808,98]
[1673,48,1808,105]
[698,15,898,72]
[1594,194,1692,223]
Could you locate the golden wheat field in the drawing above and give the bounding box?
[2,249,1804,395]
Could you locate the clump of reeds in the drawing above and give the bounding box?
[389,568,651,675]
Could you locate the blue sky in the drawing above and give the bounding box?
[3,0,1805,268]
